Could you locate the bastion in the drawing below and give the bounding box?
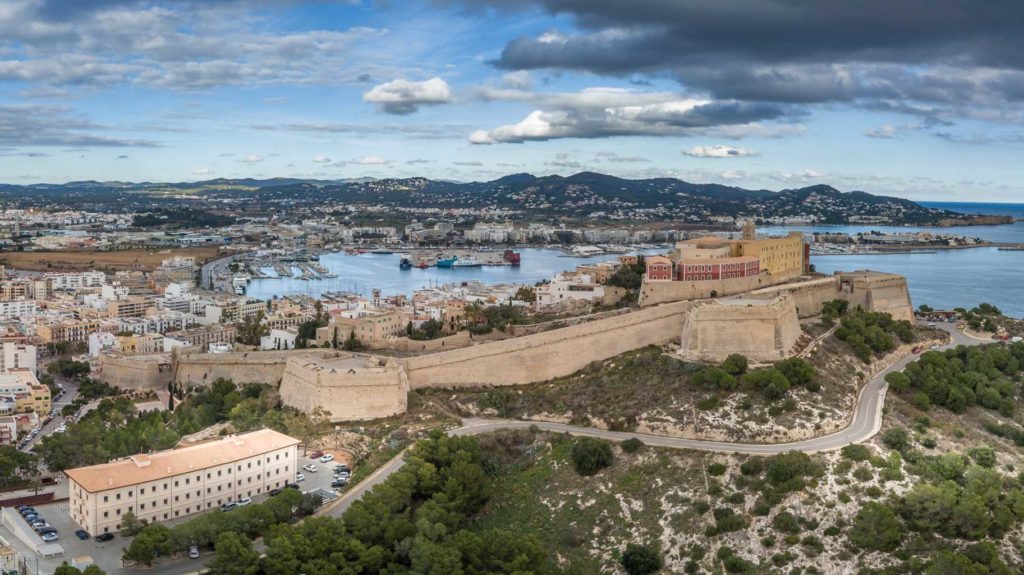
[837,271,914,322]
[278,353,408,422]
[678,294,802,362]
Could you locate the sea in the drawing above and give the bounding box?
[244,202,1024,317]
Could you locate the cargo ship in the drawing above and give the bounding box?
[436,256,456,268]
[503,249,521,266]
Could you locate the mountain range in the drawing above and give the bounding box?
[0,172,1010,226]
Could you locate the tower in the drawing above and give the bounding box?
[742,219,756,241]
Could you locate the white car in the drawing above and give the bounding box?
[189,545,200,559]
[319,454,334,463]
[295,473,306,482]
[41,532,58,542]
[236,497,252,507]
[302,464,318,473]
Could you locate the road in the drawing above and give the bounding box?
[451,322,984,455]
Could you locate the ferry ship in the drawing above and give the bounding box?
[452,256,482,268]
[436,256,457,268]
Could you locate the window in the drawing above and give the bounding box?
[103,511,108,518]
[174,480,179,487]
[103,496,108,503]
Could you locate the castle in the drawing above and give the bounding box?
[96,225,913,422]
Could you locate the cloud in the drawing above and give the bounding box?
[865,124,897,139]
[116,154,128,159]
[240,154,264,164]
[363,77,452,115]
[452,0,1024,125]
[594,151,648,163]
[192,167,215,176]
[545,152,581,169]
[248,122,466,139]
[470,92,793,144]
[0,104,158,147]
[405,158,433,165]
[452,160,483,166]
[501,71,533,90]
[683,145,758,158]
[328,155,392,166]
[312,155,331,163]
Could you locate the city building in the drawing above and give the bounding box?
[37,318,100,344]
[66,429,300,535]
[316,308,408,346]
[0,369,50,414]
[0,341,36,375]
[644,256,674,281]
[0,300,36,321]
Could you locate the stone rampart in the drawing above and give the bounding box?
[401,299,694,389]
[278,354,408,422]
[174,349,344,387]
[638,273,768,307]
[96,353,174,391]
[678,295,802,362]
[838,271,914,322]
[746,276,841,318]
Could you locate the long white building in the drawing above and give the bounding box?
[65,429,299,535]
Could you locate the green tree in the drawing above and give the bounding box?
[207,532,261,575]
[721,353,749,376]
[849,502,903,551]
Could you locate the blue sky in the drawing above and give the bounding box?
[1,0,1023,202]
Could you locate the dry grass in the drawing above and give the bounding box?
[0,246,223,272]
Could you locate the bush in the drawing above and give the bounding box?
[620,438,644,454]
[881,427,912,452]
[722,353,749,376]
[621,543,663,575]
[570,437,614,476]
[772,511,802,534]
[707,462,727,476]
[848,501,903,552]
[841,444,871,462]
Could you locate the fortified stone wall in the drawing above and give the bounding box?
[638,273,769,307]
[278,355,408,422]
[96,353,173,391]
[174,349,344,387]
[838,271,914,322]
[402,299,694,389]
[678,295,802,362]
[746,276,841,318]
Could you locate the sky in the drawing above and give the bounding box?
[1,0,1023,202]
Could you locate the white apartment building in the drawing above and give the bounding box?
[0,300,36,321]
[45,271,106,291]
[0,342,36,375]
[66,429,299,535]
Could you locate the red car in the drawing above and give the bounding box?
[912,346,922,354]
[308,450,324,459]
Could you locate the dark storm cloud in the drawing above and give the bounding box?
[448,0,1024,110]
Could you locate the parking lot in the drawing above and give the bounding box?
[0,452,346,574]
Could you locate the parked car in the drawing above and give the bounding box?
[189,545,200,559]
[32,522,50,531]
[75,530,90,540]
[237,497,252,507]
[37,528,57,536]
[220,502,237,512]
[334,464,350,473]
[95,533,115,542]
[295,473,306,482]
[41,532,58,543]
[319,454,334,463]
[22,513,38,522]
[19,507,36,516]
[268,488,282,496]
[302,463,317,473]
[912,346,922,354]
[284,483,300,490]
[308,450,324,459]
[930,344,941,350]
[331,479,348,489]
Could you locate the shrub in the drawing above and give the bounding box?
[621,543,663,575]
[620,438,644,454]
[841,444,871,462]
[881,427,912,452]
[570,437,614,476]
[722,353,749,376]
[707,462,727,476]
[772,511,802,534]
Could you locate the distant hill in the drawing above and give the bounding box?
[0,173,1009,226]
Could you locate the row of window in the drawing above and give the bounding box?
[100,465,290,503]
